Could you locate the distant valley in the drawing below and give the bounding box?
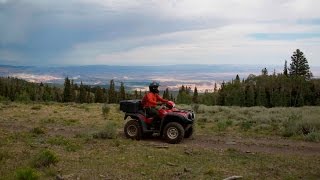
[1,64,319,92]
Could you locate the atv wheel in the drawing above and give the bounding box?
[124,120,141,140]
[163,122,185,144]
[184,126,193,138]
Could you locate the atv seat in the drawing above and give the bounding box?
[138,109,153,118]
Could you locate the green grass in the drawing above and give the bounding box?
[31,150,58,168]
[15,167,39,180]
[0,102,319,179]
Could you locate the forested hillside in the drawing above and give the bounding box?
[0,49,319,107]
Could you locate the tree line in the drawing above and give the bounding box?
[0,49,319,107]
[174,49,320,107]
[0,78,143,103]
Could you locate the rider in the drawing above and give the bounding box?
[142,81,168,123]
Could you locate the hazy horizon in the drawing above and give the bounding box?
[1,64,320,93]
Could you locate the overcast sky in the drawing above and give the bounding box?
[0,0,320,66]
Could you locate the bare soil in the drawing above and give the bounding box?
[188,135,320,156]
[144,134,320,156]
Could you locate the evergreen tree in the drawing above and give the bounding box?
[235,74,240,83]
[108,79,117,103]
[70,80,76,102]
[289,49,312,79]
[214,82,218,92]
[134,90,138,99]
[283,60,288,76]
[192,86,198,103]
[79,81,86,103]
[95,86,105,103]
[63,77,72,102]
[119,82,126,101]
[163,88,170,99]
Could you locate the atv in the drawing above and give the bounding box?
[120,100,195,144]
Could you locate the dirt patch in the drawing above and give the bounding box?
[183,134,320,156]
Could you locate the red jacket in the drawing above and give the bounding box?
[142,92,168,108]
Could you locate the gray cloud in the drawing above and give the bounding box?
[0,0,319,66]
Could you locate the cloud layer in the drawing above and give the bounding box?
[0,0,319,66]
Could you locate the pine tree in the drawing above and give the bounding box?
[192,86,198,103]
[79,82,87,103]
[108,79,117,103]
[163,88,170,99]
[134,90,138,99]
[95,86,104,103]
[70,80,76,102]
[119,82,126,101]
[63,77,72,102]
[235,74,240,83]
[283,60,288,76]
[289,49,312,79]
[214,82,217,92]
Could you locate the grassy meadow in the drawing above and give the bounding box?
[0,102,319,179]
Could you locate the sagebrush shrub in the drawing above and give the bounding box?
[102,104,111,118]
[32,150,58,168]
[15,167,39,180]
[93,122,117,139]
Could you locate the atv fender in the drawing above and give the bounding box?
[163,113,193,124]
[124,113,151,133]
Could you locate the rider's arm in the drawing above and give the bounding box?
[155,94,168,103]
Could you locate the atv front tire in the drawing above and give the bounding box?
[184,126,193,138]
[124,120,141,140]
[163,122,185,144]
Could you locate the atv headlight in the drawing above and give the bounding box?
[188,112,195,120]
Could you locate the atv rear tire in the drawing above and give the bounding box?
[124,120,141,140]
[163,122,185,144]
[184,126,193,138]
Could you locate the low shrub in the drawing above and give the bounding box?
[15,167,39,180]
[216,119,233,131]
[47,136,69,146]
[93,122,117,139]
[30,127,45,135]
[32,150,58,168]
[102,104,111,118]
[240,120,254,131]
[305,132,320,142]
[281,114,319,137]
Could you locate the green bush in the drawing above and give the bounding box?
[240,121,253,131]
[102,104,111,118]
[30,127,45,135]
[32,150,58,168]
[15,167,39,180]
[47,136,80,152]
[93,122,117,139]
[16,92,31,103]
[47,136,69,146]
[217,120,227,131]
[281,114,320,137]
[305,132,320,142]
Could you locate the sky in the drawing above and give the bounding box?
[0,0,320,66]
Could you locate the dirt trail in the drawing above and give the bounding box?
[181,134,320,156]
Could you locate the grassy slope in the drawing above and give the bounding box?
[0,102,319,179]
